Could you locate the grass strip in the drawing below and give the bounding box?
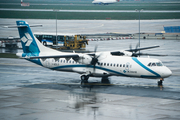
[0,53,18,58]
[1,11,180,20]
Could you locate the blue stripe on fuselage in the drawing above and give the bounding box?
[52,64,128,76]
[132,57,161,78]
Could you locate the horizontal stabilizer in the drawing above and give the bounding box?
[4,24,42,28]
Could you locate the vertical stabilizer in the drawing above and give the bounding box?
[16,21,40,56]
[16,21,59,57]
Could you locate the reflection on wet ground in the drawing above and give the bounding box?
[0,37,180,119]
[1,83,179,120]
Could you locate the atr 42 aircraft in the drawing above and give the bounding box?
[14,21,171,86]
[92,0,119,5]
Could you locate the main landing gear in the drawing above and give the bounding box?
[101,77,110,84]
[80,75,89,85]
[80,75,110,85]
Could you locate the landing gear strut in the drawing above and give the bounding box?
[158,78,164,86]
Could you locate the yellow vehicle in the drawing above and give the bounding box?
[34,33,88,50]
[63,35,88,50]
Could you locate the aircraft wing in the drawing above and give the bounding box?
[110,45,161,57]
[29,45,161,59]
[30,54,79,59]
[125,45,160,52]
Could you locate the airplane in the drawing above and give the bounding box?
[21,0,30,7]
[13,21,171,86]
[92,0,119,5]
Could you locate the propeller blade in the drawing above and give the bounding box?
[136,43,139,51]
[91,45,99,73]
[94,45,98,54]
[96,52,104,59]
[129,44,132,50]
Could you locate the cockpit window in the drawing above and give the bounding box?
[148,62,163,67]
[148,63,151,66]
[151,63,156,66]
[156,62,163,66]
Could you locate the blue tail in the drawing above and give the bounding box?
[16,20,60,60]
[16,21,40,56]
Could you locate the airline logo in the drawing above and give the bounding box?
[21,33,33,46]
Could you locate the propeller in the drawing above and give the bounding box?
[89,45,102,72]
[129,43,140,57]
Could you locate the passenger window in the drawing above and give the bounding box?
[107,63,109,66]
[117,64,119,67]
[120,64,122,67]
[104,63,106,66]
[123,64,125,67]
[110,63,112,66]
[101,63,103,66]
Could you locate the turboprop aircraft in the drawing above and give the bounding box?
[92,0,119,5]
[14,21,172,86]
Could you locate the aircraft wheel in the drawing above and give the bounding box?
[158,80,163,86]
[101,77,110,84]
[158,78,164,86]
[81,75,89,81]
[80,75,89,85]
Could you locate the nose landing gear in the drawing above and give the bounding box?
[158,78,164,86]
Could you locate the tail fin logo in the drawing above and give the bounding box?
[21,32,33,46]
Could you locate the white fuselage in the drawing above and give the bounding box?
[15,20,172,83]
[36,52,171,79]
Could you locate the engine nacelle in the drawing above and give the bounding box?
[78,54,92,65]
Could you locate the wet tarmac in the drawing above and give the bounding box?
[0,38,180,120]
[0,18,180,119]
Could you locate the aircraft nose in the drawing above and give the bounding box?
[161,67,172,78]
